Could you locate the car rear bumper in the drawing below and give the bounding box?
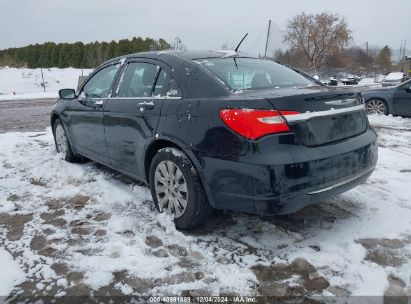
[253,163,375,215]
[193,128,378,215]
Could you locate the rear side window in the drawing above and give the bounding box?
[195,58,312,91]
[153,69,168,97]
[117,62,159,97]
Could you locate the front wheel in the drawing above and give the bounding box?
[366,99,388,115]
[149,148,212,229]
[53,118,81,162]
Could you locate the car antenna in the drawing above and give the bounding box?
[233,33,248,70]
[235,33,248,52]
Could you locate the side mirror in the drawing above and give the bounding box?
[59,89,76,100]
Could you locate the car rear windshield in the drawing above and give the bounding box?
[194,57,313,91]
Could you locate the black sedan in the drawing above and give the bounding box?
[51,51,378,229]
[363,79,411,116]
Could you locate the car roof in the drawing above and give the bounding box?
[109,50,255,62]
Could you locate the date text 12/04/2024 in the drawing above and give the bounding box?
[149,296,258,303]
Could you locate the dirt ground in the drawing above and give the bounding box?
[0,99,410,303]
[0,98,55,133]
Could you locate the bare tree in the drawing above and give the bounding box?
[283,12,352,72]
[220,41,229,50]
[376,45,392,74]
[171,37,186,51]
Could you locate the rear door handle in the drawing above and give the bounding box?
[138,101,155,111]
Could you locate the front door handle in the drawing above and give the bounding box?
[94,100,104,108]
[138,101,155,111]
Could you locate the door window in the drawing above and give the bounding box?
[117,62,159,97]
[153,69,168,97]
[82,64,119,98]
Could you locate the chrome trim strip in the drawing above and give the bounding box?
[306,166,375,195]
[324,98,357,106]
[108,96,182,100]
[284,104,365,123]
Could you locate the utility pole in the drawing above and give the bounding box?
[366,42,369,76]
[40,68,46,92]
[399,40,403,62]
[264,20,271,58]
[403,40,407,59]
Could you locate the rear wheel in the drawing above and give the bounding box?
[366,99,388,115]
[53,118,81,162]
[149,148,212,229]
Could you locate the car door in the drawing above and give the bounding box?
[104,59,170,178]
[67,62,120,163]
[393,81,411,115]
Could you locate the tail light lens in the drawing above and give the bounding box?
[219,109,300,140]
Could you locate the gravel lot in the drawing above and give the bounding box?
[0,99,410,302]
[0,98,55,133]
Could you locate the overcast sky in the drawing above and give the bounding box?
[1,0,410,56]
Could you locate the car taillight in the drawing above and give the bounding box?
[219,109,300,140]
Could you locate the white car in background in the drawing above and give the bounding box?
[381,72,408,87]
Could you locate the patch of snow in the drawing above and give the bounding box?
[119,58,126,66]
[385,72,405,81]
[0,200,15,213]
[193,59,215,67]
[55,291,66,297]
[166,89,179,97]
[0,92,59,101]
[214,50,238,57]
[0,248,26,296]
[358,78,375,86]
[0,67,93,100]
[0,116,410,296]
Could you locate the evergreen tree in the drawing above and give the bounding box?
[0,36,172,68]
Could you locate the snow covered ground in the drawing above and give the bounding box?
[357,77,383,88]
[0,67,92,100]
[0,115,410,300]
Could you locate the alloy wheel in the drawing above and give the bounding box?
[366,99,387,115]
[154,160,188,218]
[55,124,68,154]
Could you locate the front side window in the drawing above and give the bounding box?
[195,58,313,91]
[117,62,159,97]
[82,64,119,98]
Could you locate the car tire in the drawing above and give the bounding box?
[53,118,81,162]
[149,147,212,229]
[366,99,388,115]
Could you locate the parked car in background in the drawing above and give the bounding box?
[363,79,411,116]
[381,72,408,87]
[340,75,361,85]
[51,50,378,229]
[329,76,339,86]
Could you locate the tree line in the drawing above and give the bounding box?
[0,37,171,69]
[274,12,394,76]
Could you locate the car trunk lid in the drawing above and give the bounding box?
[231,86,367,146]
[267,88,367,146]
